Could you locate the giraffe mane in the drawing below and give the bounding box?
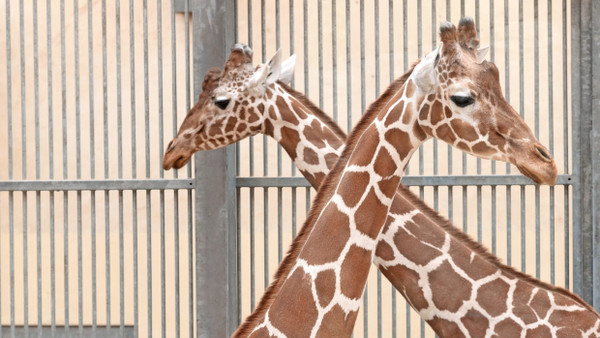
[397,184,599,316]
[233,63,418,337]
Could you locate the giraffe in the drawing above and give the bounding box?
[164,21,599,337]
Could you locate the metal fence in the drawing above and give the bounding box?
[1,0,196,336]
[1,0,599,338]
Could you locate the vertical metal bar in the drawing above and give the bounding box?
[519,0,525,275]
[156,0,167,335]
[46,0,56,329]
[91,190,97,331]
[318,0,323,108]
[143,0,152,333]
[521,187,526,273]
[101,0,111,328]
[169,4,180,334]
[237,188,242,324]
[491,0,499,248]
[404,3,410,335]
[360,0,365,115]
[278,188,282,262]
[405,303,410,337]
[292,187,297,237]
[447,0,453,219]
[130,0,138,335]
[247,0,256,179]
[547,0,555,285]
[0,3,6,335]
[6,2,14,324]
[389,0,393,81]
[19,0,29,329]
[61,0,70,328]
[184,1,194,334]
[417,0,423,181]
[589,0,600,310]
[375,0,381,335]
[492,186,496,255]
[346,0,352,132]
[518,0,524,120]
[194,2,238,333]
[276,0,280,49]
[173,196,180,336]
[332,0,338,122]
[462,186,467,232]
[574,14,600,284]
[505,0,512,266]
[264,188,269,290]
[276,0,283,192]
[572,0,584,301]
[507,185,512,266]
[146,191,152,336]
[72,0,83,331]
[477,187,482,243]
[261,0,269,290]
[119,189,125,334]
[306,187,311,212]
[389,4,396,334]
[250,188,255,310]
[160,191,166,338]
[261,0,266,63]
[534,0,540,280]
[535,185,541,279]
[303,0,308,97]
[289,0,297,175]
[167,8,178,334]
[10,191,15,332]
[562,0,569,290]
[115,0,125,333]
[33,0,42,329]
[184,0,191,178]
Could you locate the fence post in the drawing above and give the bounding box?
[571,0,600,312]
[190,0,238,336]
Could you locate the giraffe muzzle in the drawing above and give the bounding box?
[515,143,558,185]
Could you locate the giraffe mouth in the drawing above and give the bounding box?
[173,155,192,169]
[516,165,543,185]
[515,162,557,186]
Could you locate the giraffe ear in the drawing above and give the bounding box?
[278,54,296,84]
[477,45,489,63]
[245,64,269,91]
[413,43,442,93]
[265,49,283,86]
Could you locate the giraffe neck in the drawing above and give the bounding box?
[238,81,600,337]
[263,82,346,188]
[248,70,428,337]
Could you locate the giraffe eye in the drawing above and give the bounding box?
[214,98,231,110]
[450,95,475,108]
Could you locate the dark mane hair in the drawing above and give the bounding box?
[233,64,417,337]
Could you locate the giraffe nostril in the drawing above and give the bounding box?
[166,140,175,152]
[535,145,551,162]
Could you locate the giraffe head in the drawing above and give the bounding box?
[162,44,295,170]
[412,18,557,185]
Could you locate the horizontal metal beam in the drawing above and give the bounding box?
[0,179,195,192]
[0,174,574,192]
[1,327,134,338]
[236,174,574,188]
